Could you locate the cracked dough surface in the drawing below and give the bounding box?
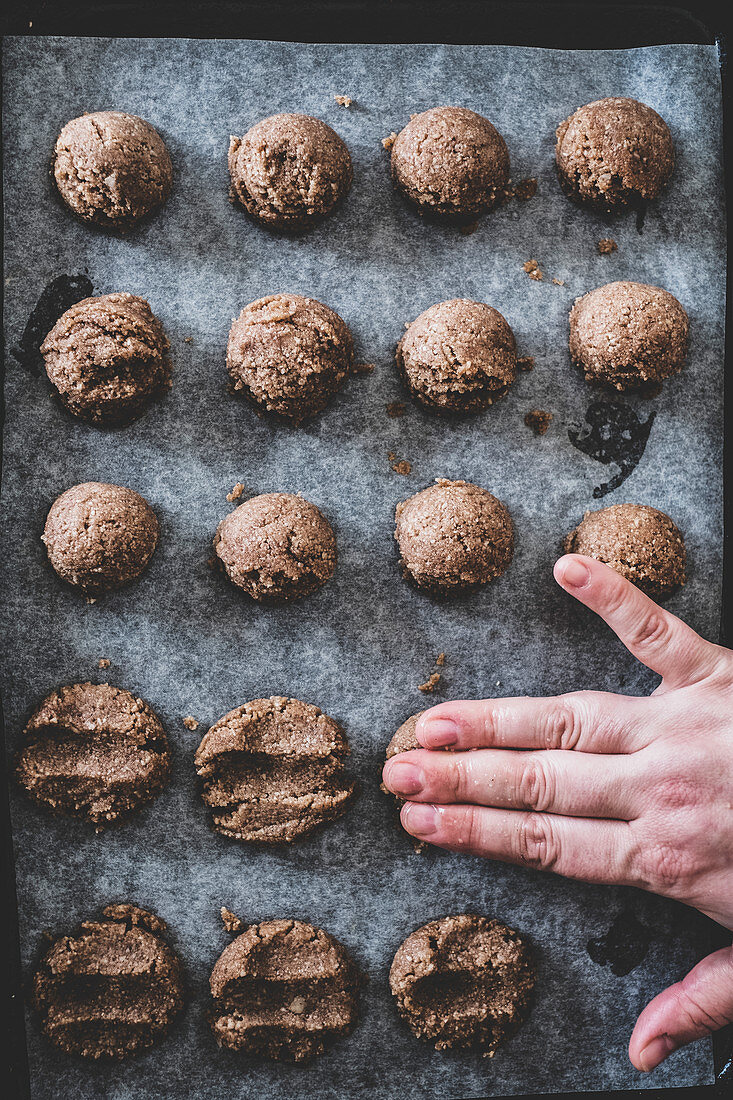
[53,111,172,227]
[42,481,159,594]
[228,113,352,230]
[213,491,336,601]
[569,280,688,393]
[41,292,171,424]
[395,479,514,593]
[397,298,517,411]
[391,106,509,220]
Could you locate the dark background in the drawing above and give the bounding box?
[2,2,730,1098]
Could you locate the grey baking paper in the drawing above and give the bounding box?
[1,36,726,1099]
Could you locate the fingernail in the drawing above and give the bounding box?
[402,802,439,837]
[384,761,423,796]
[419,716,458,748]
[560,557,591,589]
[638,1034,677,1072]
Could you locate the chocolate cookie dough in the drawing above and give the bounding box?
[213,492,336,602]
[563,503,686,600]
[555,97,674,212]
[395,479,514,593]
[389,915,536,1054]
[53,111,172,228]
[15,682,170,828]
[32,904,184,1059]
[210,918,360,1061]
[382,712,427,850]
[195,696,354,842]
[226,293,354,423]
[228,113,352,231]
[40,292,172,424]
[397,299,517,412]
[43,482,159,595]
[391,106,509,221]
[569,281,688,393]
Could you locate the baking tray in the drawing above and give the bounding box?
[1,3,731,1098]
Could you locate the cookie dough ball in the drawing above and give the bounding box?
[15,683,170,828]
[32,904,184,1059]
[395,479,513,593]
[555,97,674,211]
[53,111,172,228]
[397,299,516,412]
[214,492,336,602]
[210,918,360,1061]
[226,293,354,423]
[569,281,688,392]
[382,712,427,850]
[391,106,509,221]
[563,503,686,600]
[389,915,536,1053]
[43,482,159,595]
[41,292,171,425]
[228,113,352,231]
[195,696,355,843]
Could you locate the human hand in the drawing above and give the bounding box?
[382,554,733,1072]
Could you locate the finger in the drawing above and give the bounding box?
[415,691,647,754]
[554,555,723,688]
[629,946,733,1072]
[399,801,632,883]
[383,748,637,819]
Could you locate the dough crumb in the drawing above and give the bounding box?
[513,177,538,201]
[524,409,553,436]
[517,355,535,372]
[98,658,110,669]
[220,906,243,933]
[523,259,544,281]
[334,94,353,108]
[354,361,375,373]
[435,652,446,667]
[289,996,307,1014]
[382,132,398,150]
[388,452,412,475]
[552,277,566,286]
[598,237,618,255]
[386,401,407,418]
[226,482,244,502]
[184,336,194,343]
[183,715,200,731]
[418,672,442,694]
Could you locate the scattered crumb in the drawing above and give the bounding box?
[289,996,306,1014]
[226,482,244,502]
[524,409,553,436]
[418,672,442,694]
[495,680,502,688]
[386,401,407,418]
[382,131,397,150]
[334,94,353,108]
[513,177,538,201]
[98,658,110,669]
[517,356,535,372]
[354,361,375,373]
[523,259,544,282]
[435,652,446,667]
[552,277,566,286]
[184,336,194,344]
[459,221,479,236]
[598,237,618,255]
[86,597,97,605]
[388,452,412,475]
[183,715,200,731]
[220,907,243,933]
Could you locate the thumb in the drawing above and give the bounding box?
[629,945,733,1071]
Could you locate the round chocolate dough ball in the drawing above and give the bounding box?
[391,106,510,221]
[53,111,172,228]
[226,293,354,424]
[43,482,159,595]
[555,97,674,212]
[41,292,172,425]
[214,492,336,602]
[397,298,517,412]
[228,113,353,231]
[395,479,514,593]
[563,503,686,600]
[569,281,688,392]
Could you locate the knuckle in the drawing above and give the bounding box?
[633,840,695,892]
[463,804,487,852]
[653,775,704,811]
[515,813,561,871]
[544,698,582,750]
[676,985,731,1033]
[627,607,672,652]
[517,755,554,812]
[446,756,470,802]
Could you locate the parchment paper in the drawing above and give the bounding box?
[1,37,726,1099]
